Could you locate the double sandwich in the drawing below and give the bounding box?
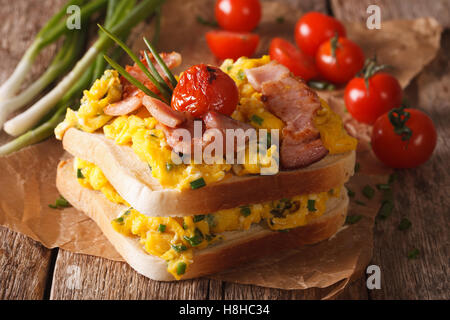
[55,45,357,280]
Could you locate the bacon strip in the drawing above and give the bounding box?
[246,62,328,169]
[104,95,143,116]
[142,96,185,128]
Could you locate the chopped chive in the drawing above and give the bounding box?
[362,185,375,199]
[114,217,124,224]
[307,80,335,91]
[388,173,397,184]
[347,188,355,198]
[196,15,218,27]
[240,206,251,217]
[166,162,173,171]
[183,228,204,246]
[376,183,391,191]
[307,199,317,212]
[157,224,166,232]
[193,215,205,222]
[190,177,206,190]
[354,162,360,173]
[206,214,216,227]
[398,218,412,231]
[49,195,71,209]
[182,221,188,230]
[278,229,289,233]
[355,200,366,206]
[237,69,245,80]
[408,248,419,259]
[266,132,272,147]
[77,168,85,179]
[176,262,187,275]
[346,215,362,224]
[276,16,285,24]
[377,200,394,219]
[171,244,187,252]
[251,114,264,126]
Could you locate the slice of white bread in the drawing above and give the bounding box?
[62,128,355,217]
[57,158,349,281]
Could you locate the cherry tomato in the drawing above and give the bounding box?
[345,72,402,124]
[372,108,437,168]
[315,37,365,84]
[215,0,261,32]
[269,38,319,81]
[294,12,346,57]
[206,30,259,60]
[171,64,239,118]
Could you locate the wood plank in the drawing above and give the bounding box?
[0,226,53,299]
[331,0,450,28]
[49,249,211,300]
[367,31,450,300]
[221,277,368,300]
[331,0,450,300]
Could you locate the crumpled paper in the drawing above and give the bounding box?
[0,0,442,298]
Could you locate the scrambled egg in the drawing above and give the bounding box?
[103,115,232,190]
[74,157,341,280]
[55,70,122,139]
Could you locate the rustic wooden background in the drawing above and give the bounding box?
[0,0,448,300]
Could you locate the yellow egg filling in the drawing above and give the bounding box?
[74,157,341,280]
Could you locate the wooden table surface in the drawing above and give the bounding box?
[0,0,448,300]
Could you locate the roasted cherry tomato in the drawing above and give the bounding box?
[269,37,319,81]
[206,30,259,60]
[171,64,239,118]
[345,72,402,124]
[294,12,346,57]
[215,0,261,32]
[316,36,365,84]
[372,108,437,168]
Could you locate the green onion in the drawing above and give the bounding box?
[98,24,172,102]
[143,36,178,88]
[77,168,85,179]
[193,215,205,222]
[307,80,335,91]
[176,262,187,275]
[157,224,166,232]
[237,70,245,80]
[0,0,87,103]
[376,183,391,191]
[398,218,412,231]
[362,185,375,199]
[240,206,251,217]
[408,248,419,259]
[183,229,204,246]
[355,200,366,206]
[3,0,164,137]
[114,217,124,224]
[206,214,216,228]
[196,16,218,27]
[190,178,206,190]
[166,162,174,171]
[346,215,362,225]
[377,200,394,219]
[251,114,264,126]
[48,195,71,209]
[347,188,355,198]
[307,199,316,212]
[171,244,187,252]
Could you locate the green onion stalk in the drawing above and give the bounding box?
[0,0,104,101]
[0,29,85,128]
[4,0,165,137]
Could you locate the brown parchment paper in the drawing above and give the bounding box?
[0,0,442,297]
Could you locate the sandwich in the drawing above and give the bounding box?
[54,33,357,281]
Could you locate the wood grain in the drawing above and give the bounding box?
[331,0,450,28]
[0,226,53,299]
[332,1,450,300]
[50,249,211,300]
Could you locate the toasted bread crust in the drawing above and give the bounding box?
[62,128,355,217]
[57,158,348,281]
